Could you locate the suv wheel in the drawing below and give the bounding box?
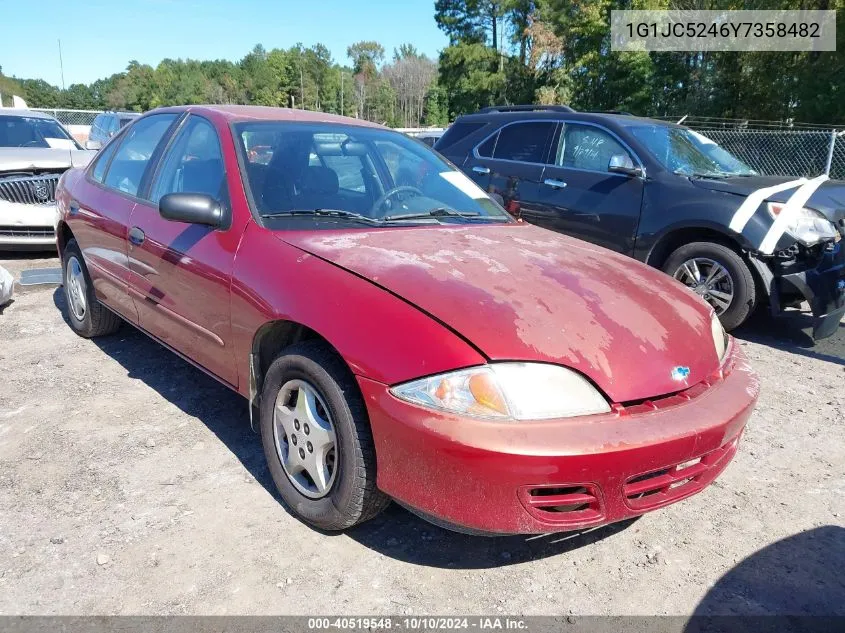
[662,241,756,331]
[259,341,389,531]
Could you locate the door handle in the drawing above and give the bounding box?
[472,165,490,175]
[128,227,145,246]
[543,178,568,189]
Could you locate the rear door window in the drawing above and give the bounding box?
[490,122,555,163]
[102,114,177,197]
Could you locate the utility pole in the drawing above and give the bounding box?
[340,72,344,115]
[300,65,304,110]
[58,39,66,90]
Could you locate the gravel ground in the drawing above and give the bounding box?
[0,252,843,616]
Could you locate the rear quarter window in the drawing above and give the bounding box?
[90,138,119,183]
[435,120,487,152]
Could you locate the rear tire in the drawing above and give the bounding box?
[662,241,756,331]
[259,340,389,531]
[62,238,122,338]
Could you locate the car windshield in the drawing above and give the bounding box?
[627,124,755,177]
[0,115,81,149]
[235,121,510,225]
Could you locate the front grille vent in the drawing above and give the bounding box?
[518,484,604,526]
[0,174,61,205]
[0,226,55,238]
[623,436,740,511]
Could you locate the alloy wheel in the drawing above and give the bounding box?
[673,257,735,315]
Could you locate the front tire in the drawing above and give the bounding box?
[662,241,756,331]
[62,238,122,338]
[259,341,389,531]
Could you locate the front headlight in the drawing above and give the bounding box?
[767,202,838,245]
[390,363,610,421]
[711,313,728,362]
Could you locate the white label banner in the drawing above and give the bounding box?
[611,10,836,52]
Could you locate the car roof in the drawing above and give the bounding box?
[0,109,57,120]
[458,109,682,129]
[148,104,384,129]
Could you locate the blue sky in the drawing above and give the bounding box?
[0,0,448,87]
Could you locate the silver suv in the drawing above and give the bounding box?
[86,111,139,150]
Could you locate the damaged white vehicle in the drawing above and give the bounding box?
[0,109,94,250]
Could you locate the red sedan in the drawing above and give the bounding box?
[55,105,758,534]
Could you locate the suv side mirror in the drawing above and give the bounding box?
[85,140,101,151]
[608,154,643,177]
[159,193,224,228]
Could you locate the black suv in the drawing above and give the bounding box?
[436,105,845,338]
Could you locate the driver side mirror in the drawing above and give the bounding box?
[608,154,643,178]
[159,193,224,228]
[85,140,101,151]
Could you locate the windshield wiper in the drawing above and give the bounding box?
[383,207,500,222]
[260,209,380,224]
[675,170,732,180]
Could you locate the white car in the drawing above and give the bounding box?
[0,109,95,250]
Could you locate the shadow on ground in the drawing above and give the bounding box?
[52,288,637,568]
[691,525,845,619]
[733,309,845,367]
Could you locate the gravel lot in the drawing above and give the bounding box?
[0,252,843,616]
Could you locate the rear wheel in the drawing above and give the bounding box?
[662,241,756,331]
[259,341,389,531]
[62,239,121,338]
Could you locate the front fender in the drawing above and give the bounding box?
[636,182,777,262]
[230,223,486,398]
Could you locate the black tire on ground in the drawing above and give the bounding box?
[662,241,757,331]
[61,238,122,338]
[259,340,389,531]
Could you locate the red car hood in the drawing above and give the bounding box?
[279,223,720,403]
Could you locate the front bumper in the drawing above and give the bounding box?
[360,342,758,535]
[778,240,845,339]
[0,201,57,250]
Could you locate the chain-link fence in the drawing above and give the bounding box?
[653,116,845,180]
[828,131,845,180]
[30,108,101,126]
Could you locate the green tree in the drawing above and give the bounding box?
[347,41,385,76]
[19,79,61,108]
[439,42,505,118]
[0,67,25,107]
